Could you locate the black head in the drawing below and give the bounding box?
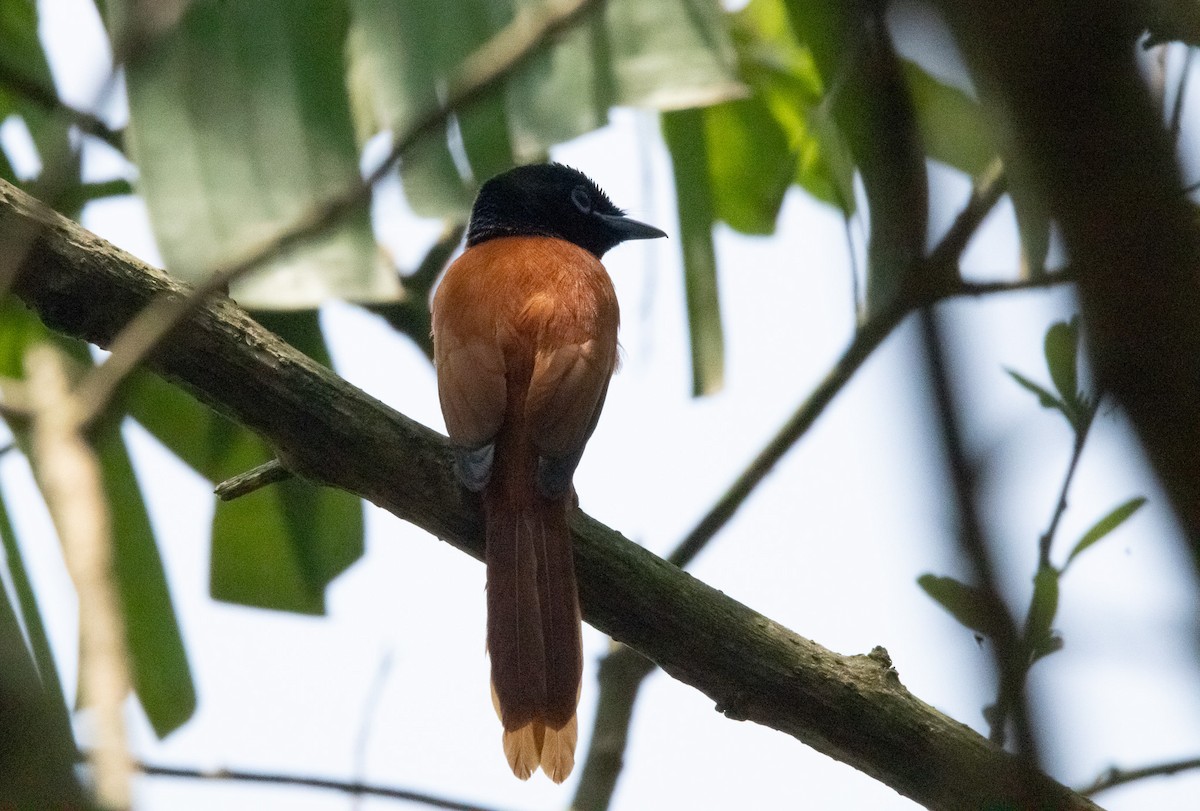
[465,163,667,258]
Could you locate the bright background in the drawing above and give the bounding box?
[2,1,1199,808]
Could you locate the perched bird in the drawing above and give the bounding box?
[431,164,665,782]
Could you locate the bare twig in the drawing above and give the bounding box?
[0,61,124,153]
[134,761,518,811]
[668,160,1010,569]
[213,458,291,501]
[368,221,467,358]
[69,0,601,429]
[1079,756,1200,796]
[571,644,655,811]
[25,345,132,810]
[917,309,1036,763]
[1038,430,1090,569]
[351,651,393,811]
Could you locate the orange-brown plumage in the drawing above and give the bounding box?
[431,164,664,782]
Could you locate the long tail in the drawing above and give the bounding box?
[484,447,582,783]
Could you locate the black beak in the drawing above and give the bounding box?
[597,212,668,242]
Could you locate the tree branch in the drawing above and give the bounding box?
[3,178,1102,811]
[1079,756,1200,797]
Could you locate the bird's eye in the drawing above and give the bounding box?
[571,186,592,214]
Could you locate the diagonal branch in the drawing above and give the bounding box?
[3,177,1100,811]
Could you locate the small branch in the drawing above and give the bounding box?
[571,644,656,811]
[667,297,905,569]
[367,221,467,358]
[351,651,394,811]
[25,345,132,810]
[1079,756,1200,796]
[918,308,1037,763]
[69,0,601,428]
[213,458,291,501]
[1038,429,1089,569]
[134,761,517,811]
[0,61,124,153]
[667,162,1011,569]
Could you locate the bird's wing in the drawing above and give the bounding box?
[433,312,507,450]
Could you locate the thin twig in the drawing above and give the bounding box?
[26,345,132,810]
[367,221,467,358]
[668,161,1010,568]
[571,644,655,811]
[134,761,519,811]
[1078,756,1200,796]
[69,0,602,428]
[917,308,1037,763]
[1038,429,1089,569]
[213,458,291,501]
[0,61,124,153]
[351,651,393,811]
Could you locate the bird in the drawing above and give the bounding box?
[431,163,666,782]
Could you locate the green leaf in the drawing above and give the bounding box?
[0,481,72,748]
[1044,318,1080,411]
[663,108,725,396]
[1023,564,1060,664]
[695,0,843,231]
[917,573,1002,637]
[124,310,364,615]
[350,0,744,218]
[117,0,399,308]
[1005,368,1066,412]
[901,61,995,177]
[702,97,794,234]
[0,562,83,807]
[93,415,197,735]
[1064,497,1147,571]
[0,298,196,736]
[0,0,56,119]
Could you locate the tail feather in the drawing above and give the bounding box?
[485,474,582,782]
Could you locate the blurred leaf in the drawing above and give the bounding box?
[350,0,743,218]
[702,99,793,234]
[1044,318,1079,409]
[1005,368,1065,412]
[1023,564,1060,664]
[0,0,54,117]
[117,0,399,309]
[0,481,72,746]
[901,61,995,177]
[693,0,842,232]
[0,298,196,736]
[663,108,725,396]
[1064,497,1147,571]
[917,573,1002,637]
[55,179,135,214]
[1008,165,1052,277]
[0,0,84,213]
[0,566,83,808]
[124,311,364,615]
